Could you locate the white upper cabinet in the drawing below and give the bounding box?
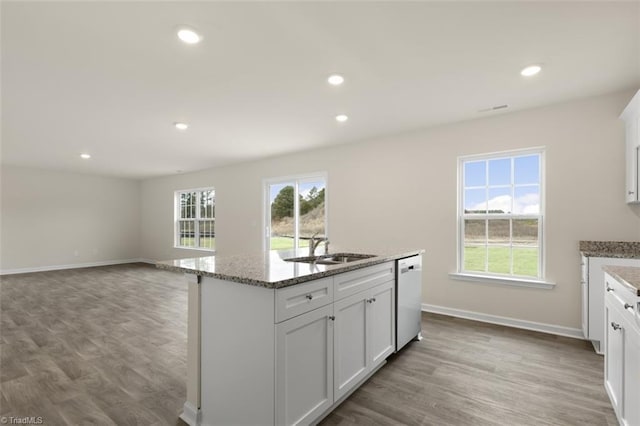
[620,90,640,203]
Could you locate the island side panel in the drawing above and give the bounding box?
[182,274,201,425]
[200,277,276,426]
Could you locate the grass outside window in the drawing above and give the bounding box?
[464,246,538,278]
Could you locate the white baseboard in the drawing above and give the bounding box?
[0,258,154,276]
[422,303,584,340]
[180,402,200,426]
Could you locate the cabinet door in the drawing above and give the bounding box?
[581,257,589,339]
[626,117,638,203]
[333,291,368,401]
[623,319,640,426]
[276,304,334,426]
[605,301,625,418]
[368,280,395,367]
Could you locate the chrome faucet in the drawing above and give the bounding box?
[308,233,328,257]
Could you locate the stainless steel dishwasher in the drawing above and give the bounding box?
[396,255,422,351]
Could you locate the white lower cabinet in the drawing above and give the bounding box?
[275,304,334,426]
[581,256,640,354]
[334,290,368,401]
[199,262,397,426]
[605,301,625,414]
[333,280,395,401]
[624,326,640,426]
[604,272,640,426]
[276,264,396,426]
[368,281,395,366]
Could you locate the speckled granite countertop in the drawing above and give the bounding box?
[603,265,640,297]
[579,241,640,259]
[157,248,424,289]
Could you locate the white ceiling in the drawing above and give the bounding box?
[2,1,639,179]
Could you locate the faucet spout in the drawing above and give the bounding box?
[308,233,326,257]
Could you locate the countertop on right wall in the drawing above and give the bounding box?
[602,265,640,296]
[579,241,640,258]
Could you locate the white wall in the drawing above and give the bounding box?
[0,166,141,273]
[140,90,640,330]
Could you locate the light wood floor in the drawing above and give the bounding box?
[321,314,617,426]
[1,264,617,425]
[1,264,188,425]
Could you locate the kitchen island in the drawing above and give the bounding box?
[158,248,424,426]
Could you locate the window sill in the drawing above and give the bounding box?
[174,246,216,253]
[449,272,555,289]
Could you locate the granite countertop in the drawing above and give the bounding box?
[156,247,424,289]
[579,241,640,259]
[603,265,640,296]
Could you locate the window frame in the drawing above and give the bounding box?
[454,147,554,288]
[263,172,328,254]
[174,187,216,251]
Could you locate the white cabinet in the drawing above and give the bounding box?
[581,256,589,339]
[276,263,395,425]
[604,299,624,414]
[276,277,333,322]
[368,281,395,366]
[604,271,640,426]
[620,89,640,204]
[275,304,334,426]
[581,256,640,354]
[334,290,368,400]
[198,261,398,426]
[333,280,395,401]
[623,322,640,426]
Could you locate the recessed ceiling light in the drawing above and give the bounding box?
[521,65,542,77]
[174,122,189,131]
[328,74,345,86]
[80,153,91,159]
[335,114,348,123]
[177,27,202,44]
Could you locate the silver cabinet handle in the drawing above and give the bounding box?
[306,294,313,300]
[606,286,614,292]
[629,191,635,195]
[328,315,335,321]
[366,298,377,304]
[625,303,634,311]
[611,322,622,331]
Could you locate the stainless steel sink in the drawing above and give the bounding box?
[284,253,376,265]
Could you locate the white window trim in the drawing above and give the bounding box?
[449,272,555,289]
[455,147,551,289]
[174,187,216,252]
[263,172,328,254]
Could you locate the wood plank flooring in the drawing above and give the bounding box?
[321,314,618,426]
[1,264,188,425]
[1,264,617,425]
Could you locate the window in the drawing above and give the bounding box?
[265,174,327,253]
[458,149,544,280]
[175,188,215,250]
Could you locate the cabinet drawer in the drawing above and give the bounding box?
[605,273,638,310]
[276,278,334,323]
[334,261,395,301]
[605,273,640,333]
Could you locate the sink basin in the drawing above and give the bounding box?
[285,253,376,265]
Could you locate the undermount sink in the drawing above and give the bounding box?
[285,253,376,265]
